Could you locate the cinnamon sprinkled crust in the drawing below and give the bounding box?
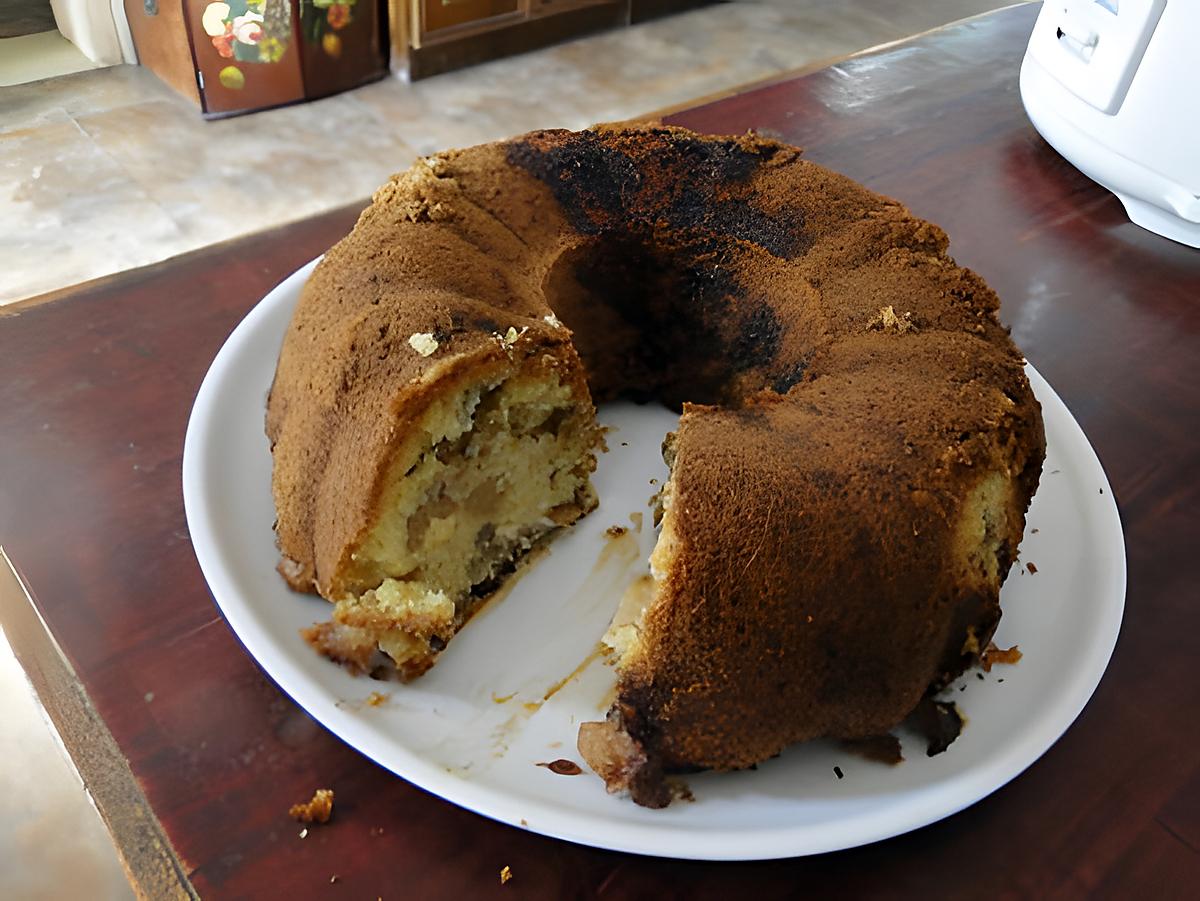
[267,124,1045,807]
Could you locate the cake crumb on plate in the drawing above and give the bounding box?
[981,642,1023,672]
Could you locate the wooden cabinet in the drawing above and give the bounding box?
[396,0,714,78]
[124,0,388,117]
[124,0,713,104]
[407,0,613,49]
[421,0,521,35]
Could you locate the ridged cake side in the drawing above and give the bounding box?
[266,158,601,676]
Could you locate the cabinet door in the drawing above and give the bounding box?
[299,0,388,101]
[421,0,520,36]
[123,0,204,105]
[531,0,598,9]
[189,0,306,114]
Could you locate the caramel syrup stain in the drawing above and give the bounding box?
[459,544,552,631]
[608,573,654,642]
[536,758,583,776]
[543,643,608,701]
[599,681,618,712]
[593,525,640,569]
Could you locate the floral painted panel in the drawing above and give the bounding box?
[188,0,382,113]
[200,0,292,67]
[300,0,358,60]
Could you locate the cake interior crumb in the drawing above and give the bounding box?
[305,365,599,678]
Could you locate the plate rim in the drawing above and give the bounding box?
[182,258,1127,861]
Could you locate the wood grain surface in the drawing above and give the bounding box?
[2,4,1198,896]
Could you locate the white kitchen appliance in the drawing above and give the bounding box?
[1020,0,1200,247]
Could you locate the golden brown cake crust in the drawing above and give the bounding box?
[618,331,1041,772]
[265,160,590,598]
[267,124,1045,802]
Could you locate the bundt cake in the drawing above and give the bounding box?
[266,124,1045,806]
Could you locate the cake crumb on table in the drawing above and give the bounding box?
[289,788,335,824]
[500,865,513,885]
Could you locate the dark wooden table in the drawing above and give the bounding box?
[3,4,1199,897]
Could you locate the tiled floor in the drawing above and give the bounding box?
[1,0,1013,305]
[0,559,133,901]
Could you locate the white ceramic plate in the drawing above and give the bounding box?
[183,259,1126,860]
